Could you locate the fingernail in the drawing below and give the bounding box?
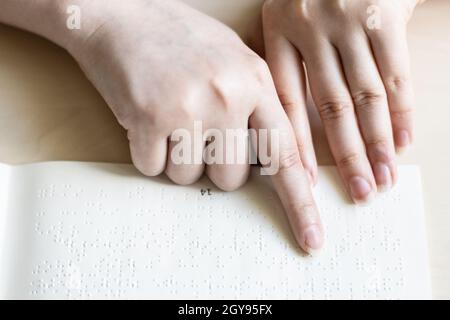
[349,176,374,205]
[374,162,392,192]
[304,225,323,255]
[396,130,411,153]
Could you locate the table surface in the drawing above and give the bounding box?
[0,0,449,298]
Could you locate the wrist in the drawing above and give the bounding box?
[0,0,115,54]
[48,0,118,55]
[0,0,75,49]
[41,0,89,51]
[65,0,170,60]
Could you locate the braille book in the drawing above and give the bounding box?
[0,162,431,299]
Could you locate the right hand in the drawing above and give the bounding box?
[66,0,324,253]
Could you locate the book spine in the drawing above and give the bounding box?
[0,163,11,298]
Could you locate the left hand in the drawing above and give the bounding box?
[261,0,421,204]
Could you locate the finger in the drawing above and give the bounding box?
[165,125,205,185]
[264,32,318,185]
[247,9,265,58]
[128,126,168,176]
[205,123,251,192]
[300,40,377,204]
[249,85,324,254]
[337,33,397,191]
[368,25,414,152]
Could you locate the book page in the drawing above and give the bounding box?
[0,163,10,215]
[0,163,11,290]
[0,162,431,299]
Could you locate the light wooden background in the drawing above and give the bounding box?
[0,0,449,298]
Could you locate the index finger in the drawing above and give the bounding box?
[249,86,324,255]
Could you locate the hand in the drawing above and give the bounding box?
[261,0,420,204]
[65,0,324,253]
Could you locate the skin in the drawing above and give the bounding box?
[261,0,422,204]
[0,0,323,253]
[0,0,423,254]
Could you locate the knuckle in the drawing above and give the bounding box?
[278,93,300,114]
[365,138,390,150]
[352,89,386,111]
[133,98,152,116]
[126,88,161,120]
[366,139,395,162]
[337,152,361,169]
[289,202,318,219]
[178,101,197,120]
[251,58,271,86]
[278,149,302,172]
[317,97,353,121]
[384,76,410,92]
[209,77,234,110]
[175,87,199,119]
[292,0,311,21]
[391,107,413,121]
[130,98,162,127]
[167,90,198,121]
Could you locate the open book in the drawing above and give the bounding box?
[0,162,431,299]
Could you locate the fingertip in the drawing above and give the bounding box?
[165,169,203,186]
[287,204,324,255]
[206,165,250,192]
[394,129,412,153]
[301,224,325,255]
[353,192,376,207]
[373,162,393,193]
[348,176,377,205]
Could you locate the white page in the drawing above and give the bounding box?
[0,163,11,282]
[0,163,10,217]
[0,162,431,299]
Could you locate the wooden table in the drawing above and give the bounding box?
[0,0,449,298]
